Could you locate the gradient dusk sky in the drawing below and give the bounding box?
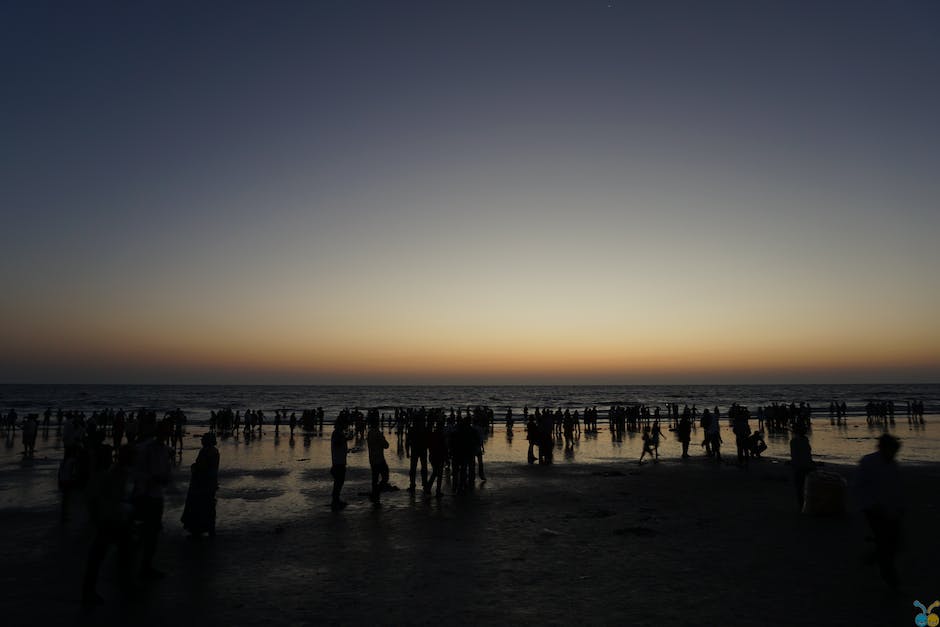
[2,1,939,384]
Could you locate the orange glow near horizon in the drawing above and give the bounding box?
[8,299,940,382]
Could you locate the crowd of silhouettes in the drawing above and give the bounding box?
[0,393,930,609]
[757,402,813,433]
[28,408,180,605]
[861,399,928,428]
[13,398,927,493]
[206,407,325,442]
[331,405,492,498]
[828,401,851,424]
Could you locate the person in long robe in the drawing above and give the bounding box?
[182,433,220,536]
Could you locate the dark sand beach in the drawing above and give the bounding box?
[2,439,938,627]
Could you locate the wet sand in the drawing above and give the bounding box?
[1,437,938,627]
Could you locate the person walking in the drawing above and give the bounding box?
[856,434,904,589]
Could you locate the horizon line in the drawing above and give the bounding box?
[3,381,938,387]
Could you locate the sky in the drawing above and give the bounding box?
[2,0,939,384]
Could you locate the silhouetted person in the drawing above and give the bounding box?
[113,412,125,448]
[700,408,712,455]
[789,425,814,511]
[746,431,767,457]
[330,417,350,510]
[537,410,553,465]
[82,445,134,606]
[650,420,664,459]
[472,420,486,482]
[182,433,220,536]
[732,407,751,466]
[856,434,904,589]
[639,426,655,463]
[22,414,38,457]
[677,415,692,458]
[453,417,477,493]
[58,444,83,522]
[132,417,171,579]
[425,421,447,497]
[407,414,429,493]
[63,414,80,448]
[171,409,186,453]
[706,410,722,462]
[562,411,574,448]
[525,414,538,464]
[367,416,390,503]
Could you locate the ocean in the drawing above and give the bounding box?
[1,383,937,420]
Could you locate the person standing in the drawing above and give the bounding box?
[366,415,390,503]
[407,413,429,493]
[132,416,172,579]
[453,417,476,493]
[537,409,553,465]
[472,419,486,482]
[182,433,220,535]
[856,434,904,589]
[706,410,722,462]
[732,406,751,467]
[677,414,692,459]
[171,409,186,454]
[789,425,814,511]
[22,414,38,458]
[700,408,712,456]
[330,416,350,509]
[82,445,134,605]
[425,420,447,497]
[525,413,538,465]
